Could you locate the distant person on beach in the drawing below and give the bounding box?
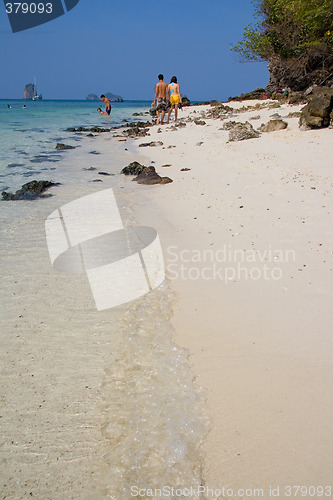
[97,107,107,115]
[152,74,169,125]
[100,95,111,115]
[167,76,182,124]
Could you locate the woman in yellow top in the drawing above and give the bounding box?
[167,76,182,124]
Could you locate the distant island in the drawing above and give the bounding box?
[24,81,42,100]
[86,92,123,102]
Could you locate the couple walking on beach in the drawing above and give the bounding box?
[152,74,182,125]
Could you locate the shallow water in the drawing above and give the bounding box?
[0,106,209,499]
[0,99,152,191]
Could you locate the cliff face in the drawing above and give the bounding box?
[24,83,34,99]
[266,55,333,94]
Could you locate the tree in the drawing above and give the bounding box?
[232,0,333,90]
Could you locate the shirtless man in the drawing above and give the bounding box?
[100,94,111,115]
[152,74,169,125]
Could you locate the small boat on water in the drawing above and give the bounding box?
[32,77,42,101]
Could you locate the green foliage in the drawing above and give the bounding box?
[232,0,333,61]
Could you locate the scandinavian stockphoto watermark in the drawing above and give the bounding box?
[166,245,296,283]
[4,0,80,33]
[45,188,165,311]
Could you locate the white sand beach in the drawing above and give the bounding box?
[127,100,333,495]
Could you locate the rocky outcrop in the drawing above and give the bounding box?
[2,180,58,200]
[228,88,267,101]
[23,83,34,99]
[121,161,145,176]
[259,119,288,132]
[266,55,333,95]
[299,90,333,129]
[133,167,173,185]
[228,122,260,141]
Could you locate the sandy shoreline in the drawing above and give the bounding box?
[1,100,332,498]
[129,100,333,493]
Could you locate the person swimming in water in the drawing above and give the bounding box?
[167,76,182,124]
[97,107,107,115]
[100,95,111,115]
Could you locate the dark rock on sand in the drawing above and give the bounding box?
[121,161,145,176]
[194,119,206,125]
[122,121,152,138]
[98,171,114,176]
[228,122,260,142]
[259,119,288,132]
[133,167,173,185]
[299,94,333,129]
[2,180,58,200]
[138,141,163,147]
[55,143,75,150]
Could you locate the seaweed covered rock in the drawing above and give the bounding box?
[122,121,152,138]
[133,167,173,185]
[121,161,145,176]
[228,122,260,141]
[2,180,58,200]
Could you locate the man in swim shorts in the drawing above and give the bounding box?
[100,94,111,115]
[167,76,182,124]
[152,74,169,125]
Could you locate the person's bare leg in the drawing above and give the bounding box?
[156,110,160,125]
[175,106,178,122]
[167,107,173,124]
[160,109,165,124]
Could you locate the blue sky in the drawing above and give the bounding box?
[0,0,269,100]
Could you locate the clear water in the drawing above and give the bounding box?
[0,99,209,499]
[0,99,151,191]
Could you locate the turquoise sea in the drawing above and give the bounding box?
[1,98,209,498]
[0,99,151,192]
